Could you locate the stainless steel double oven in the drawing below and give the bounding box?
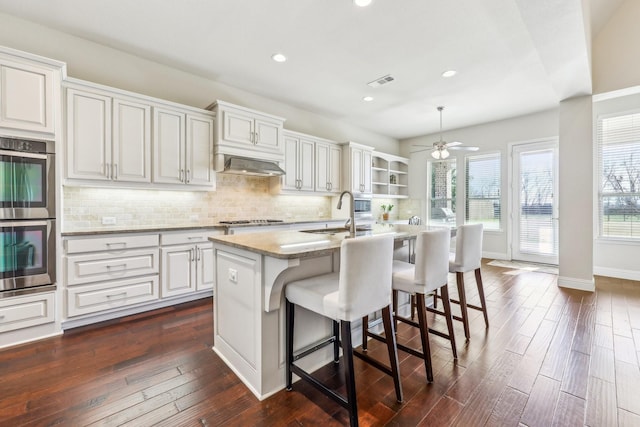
[1,137,56,293]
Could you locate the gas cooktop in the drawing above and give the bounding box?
[219,219,284,225]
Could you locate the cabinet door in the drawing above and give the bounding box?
[283,135,300,190]
[196,243,215,291]
[0,59,54,134]
[222,109,254,146]
[362,149,373,194]
[186,114,214,186]
[351,148,363,193]
[66,88,112,180]
[112,98,151,183]
[254,118,281,153]
[315,142,330,193]
[153,107,185,184]
[161,245,196,297]
[328,144,342,193]
[298,137,315,191]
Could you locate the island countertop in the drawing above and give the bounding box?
[208,223,451,259]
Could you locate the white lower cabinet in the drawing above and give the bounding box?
[63,229,219,328]
[0,292,55,333]
[64,234,160,318]
[160,231,217,297]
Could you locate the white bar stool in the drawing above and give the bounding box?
[445,223,488,340]
[363,228,456,383]
[285,234,402,427]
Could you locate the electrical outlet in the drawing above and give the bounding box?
[228,268,238,283]
[189,214,199,222]
[102,216,116,225]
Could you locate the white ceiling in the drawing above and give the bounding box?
[0,0,626,140]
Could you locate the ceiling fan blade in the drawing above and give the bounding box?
[448,146,479,151]
[445,141,462,147]
[410,147,432,153]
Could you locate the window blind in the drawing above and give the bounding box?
[597,112,640,239]
[465,153,501,230]
[430,159,457,225]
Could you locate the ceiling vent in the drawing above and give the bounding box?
[367,74,395,88]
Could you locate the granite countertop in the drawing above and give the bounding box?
[208,223,451,260]
[61,218,345,237]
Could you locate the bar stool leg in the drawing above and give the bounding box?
[333,320,341,362]
[439,284,457,359]
[475,268,489,328]
[415,293,434,382]
[361,315,369,351]
[340,320,359,427]
[381,305,403,402]
[456,272,471,340]
[392,290,399,332]
[285,299,294,390]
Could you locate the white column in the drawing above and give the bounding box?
[558,95,594,291]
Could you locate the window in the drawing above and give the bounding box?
[465,153,501,230]
[597,112,640,238]
[430,159,456,224]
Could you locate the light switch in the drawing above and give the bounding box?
[228,268,238,283]
[102,216,116,225]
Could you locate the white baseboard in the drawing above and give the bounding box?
[593,266,640,281]
[483,251,508,260]
[558,275,595,291]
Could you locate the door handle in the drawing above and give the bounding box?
[186,169,191,184]
[180,169,185,182]
[105,162,111,179]
[113,164,118,180]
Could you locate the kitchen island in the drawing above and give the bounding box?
[208,223,449,399]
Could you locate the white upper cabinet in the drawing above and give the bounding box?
[66,86,151,183]
[315,140,342,194]
[211,100,285,163]
[153,107,214,187]
[283,131,314,192]
[342,142,373,195]
[0,56,56,135]
[64,78,214,189]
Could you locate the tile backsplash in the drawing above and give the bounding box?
[62,174,332,230]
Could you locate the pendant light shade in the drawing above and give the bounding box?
[431,148,450,160]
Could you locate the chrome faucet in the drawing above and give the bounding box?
[337,190,356,236]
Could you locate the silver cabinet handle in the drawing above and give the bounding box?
[191,248,195,262]
[180,169,185,182]
[113,164,118,180]
[105,162,111,179]
[186,169,191,184]
[197,247,201,261]
[106,292,127,300]
[105,242,126,249]
[255,132,260,144]
[106,263,127,270]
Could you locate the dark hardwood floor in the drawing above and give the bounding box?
[1,261,639,426]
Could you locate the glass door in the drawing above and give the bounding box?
[511,140,558,264]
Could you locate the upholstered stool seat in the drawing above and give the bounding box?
[285,234,402,427]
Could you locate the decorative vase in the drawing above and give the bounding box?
[382,213,389,221]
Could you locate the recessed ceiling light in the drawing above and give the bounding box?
[354,0,372,7]
[363,96,374,102]
[442,70,457,78]
[271,53,287,63]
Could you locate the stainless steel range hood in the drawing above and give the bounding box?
[221,156,285,176]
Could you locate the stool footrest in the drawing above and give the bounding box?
[353,348,394,377]
[289,363,349,409]
[293,336,337,362]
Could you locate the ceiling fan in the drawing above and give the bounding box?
[412,106,479,159]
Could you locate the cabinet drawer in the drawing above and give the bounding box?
[66,248,159,285]
[67,276,159,317]
[0,292,55,333]
[66,234,159,254]
[160,230,220,246]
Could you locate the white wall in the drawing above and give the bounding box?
[592,92,640,280]
[401,109,559,260]
[0,12,399,154]
[593,0,640,94]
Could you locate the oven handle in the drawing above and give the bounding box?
[0,220,49,227]
[0,149,48,160]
